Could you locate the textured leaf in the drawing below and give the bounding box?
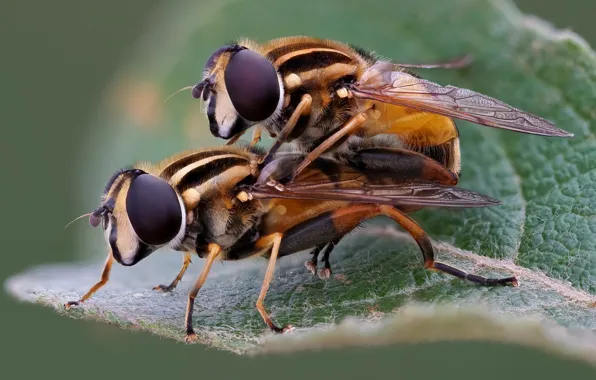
[5,0,596,364]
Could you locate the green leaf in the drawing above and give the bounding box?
[5,0,596,364]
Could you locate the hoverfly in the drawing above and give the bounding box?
[64,144,516,343]
[191,36,572,180]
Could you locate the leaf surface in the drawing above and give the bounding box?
[6,0,596,363]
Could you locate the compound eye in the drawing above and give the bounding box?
[126,174,182,246]
[224,49,280,122]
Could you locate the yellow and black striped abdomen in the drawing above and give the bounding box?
[364,102,461,176]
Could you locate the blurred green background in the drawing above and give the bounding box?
[1,0,595,378]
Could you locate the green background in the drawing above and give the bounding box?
[2,0,595,378]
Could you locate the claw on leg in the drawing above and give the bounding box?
[318,267,332,280]
[64,301,80,309]
[318,239,338,280]
[152,252,192,293]
[184,331,199,344]
[64,253,114,309]
[153,284,175,292]
[250,126,262,147]
[305,260,317,276]
[305,244,325,276]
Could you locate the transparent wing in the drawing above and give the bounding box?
[351,61,573,137]
[246,179,500,208]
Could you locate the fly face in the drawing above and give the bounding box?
[192,44,284,140]
[91,169,186,266]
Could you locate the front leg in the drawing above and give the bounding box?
[260,93,312,164]
[153,252,192,292]
[224,129,247,146]
[290,112,368,180]
[65,252,114,308]
[250,126,263,147]
[225,125,262,148]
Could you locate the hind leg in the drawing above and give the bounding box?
[318,237,342,279]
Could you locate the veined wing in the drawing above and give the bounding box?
[351,61,572,137]
[245,179,500,208]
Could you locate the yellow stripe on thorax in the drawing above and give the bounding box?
[169,154,248,187]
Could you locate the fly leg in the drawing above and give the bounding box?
[280,205,381,285]
[291,112,368,180]
[261,94,312,165]
[225,130,247,146]
[254,233,294,333]
[319,237,342,279]
[250,126,263,147]
[65,253,114,308]
[153,252,192,292]
[184,244,221,343]
[305,238,340,278]
[225,126,263,147]
[378,205,517,286]
[305,243,326,276]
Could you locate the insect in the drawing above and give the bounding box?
[64,145,517,343]
[190,36,573,181]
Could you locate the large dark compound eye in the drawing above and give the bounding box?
[224,49,280,122]
[126,174,182,246]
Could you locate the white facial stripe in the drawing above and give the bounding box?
[103,219,112,248]
[104,217,139,266]
[215,92,238,138]
[167,192,187,250]
[219,115,235,139]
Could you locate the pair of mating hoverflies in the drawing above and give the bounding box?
[65,36,572,343]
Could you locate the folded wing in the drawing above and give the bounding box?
[246,177,500,208]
